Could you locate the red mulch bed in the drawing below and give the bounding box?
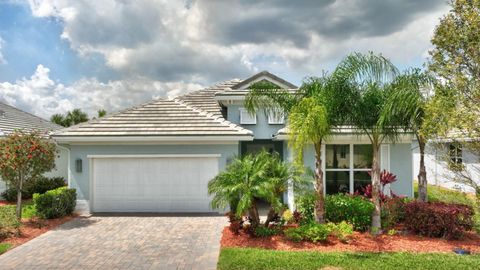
[1,215,77,248]
[0,200,14,206]
[221,227,480,253]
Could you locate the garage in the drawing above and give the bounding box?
[89,154,220,213]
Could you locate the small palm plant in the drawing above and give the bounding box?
[208,150,302,228]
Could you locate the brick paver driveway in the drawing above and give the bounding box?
[0,215,226,270]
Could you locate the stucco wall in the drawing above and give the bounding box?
[226,104,285,139]
[64,144,239,201]
[412,141,480,193]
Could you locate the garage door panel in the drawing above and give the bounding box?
[92,156,218,212]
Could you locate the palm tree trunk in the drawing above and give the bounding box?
[371,142,382,234]
[314,141,325,224]
[264,208,276,227]
[417,135,428,202]
[249,200,260,228]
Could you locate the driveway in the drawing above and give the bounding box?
[0,215,226,270]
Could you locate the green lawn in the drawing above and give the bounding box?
[0,201,36,219]
[218,248,480,270]
[413,182,475,206]
[0,243,12,255]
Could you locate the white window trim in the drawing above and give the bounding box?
[449,143,463,164]
[239,108,257,124]
[267,111,285,125]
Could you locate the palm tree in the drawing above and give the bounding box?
[245,76,351,223]
[67,109,89,125]
[382,68,433,202]
[50,113,67,127]
[207,151,273,228]
[98,109,107,118]
[333,52,400,233]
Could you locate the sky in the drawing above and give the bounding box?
[0,0,450,119]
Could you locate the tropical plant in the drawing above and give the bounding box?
[50,109,89,127]
[245,76,353,223]
[208,150,301,228]
[333,52,400,233]
[97,109,107,118]
[0,131,57,219]
[382,68,433,202]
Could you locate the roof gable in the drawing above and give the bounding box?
[231,71,297,90]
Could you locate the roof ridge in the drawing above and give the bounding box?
[173,99,252,135]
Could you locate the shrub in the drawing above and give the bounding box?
[325,194,374,231]
[284,223,331,243]
[404,201,474,239]
[381,197,409,229]
[327,221,354,242]
[1,177,66,202]
[254,226,281,237]
[0,206,20,240]
[281,209,294,224]
[295,192,316,224]
[33,187,76,219]
[226,212,244,234]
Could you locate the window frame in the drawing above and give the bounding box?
[324,144,373,194]
[239,108,257,125]
[449,143,463,165]
[267,110,285,125]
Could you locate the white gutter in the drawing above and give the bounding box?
[53,135,254,143]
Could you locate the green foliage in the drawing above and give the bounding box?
[0,243,12,255]
[0,205,20,240]
[381,198,408,230]
[33,187,76,219]
[474,213,480,234]
[97,109,107,118]
[218,248,480,270]
[294,192,315,224]
[284,223,331,243]
[208,151,302,227]
[281,209,294,224]
[325,194,374,231]
[327,221,354,242]
[1,176,67,202]
[254,226,281,237]
[50,109,89,127]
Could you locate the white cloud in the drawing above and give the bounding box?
[0,65,202,119]
[0,36,6,65]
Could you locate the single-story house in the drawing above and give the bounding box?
[0,102,69,194]
[52,71,414,213]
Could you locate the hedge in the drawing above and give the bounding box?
[33,187,76,219]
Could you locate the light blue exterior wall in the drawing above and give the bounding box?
[64,144,239,200]
[226,104,285,139]
[294,142,413,198]
[389,143,413,197]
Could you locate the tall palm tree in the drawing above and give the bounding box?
[67,109,89,125]
[245,76,351,223]
[382,68,433,202]
[333,52,400,233]
[50,113,66,127]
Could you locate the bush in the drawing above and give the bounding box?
[0,206,20,240]
[1,176,66,202]
[404,201,474,239]
[414,183,474,207]
[381,197,409,229]
[284,223,331,243]
[295,192,316,224]
[254,226,281,237]
[325,194,374,231]
[281,209,294,224]
[33,187,76,219]
[327,221,354,242]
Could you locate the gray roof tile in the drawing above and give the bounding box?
[0,102,62,136]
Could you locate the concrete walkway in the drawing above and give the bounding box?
[0,215,226,270]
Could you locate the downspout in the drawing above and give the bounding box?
[56,144,71,188]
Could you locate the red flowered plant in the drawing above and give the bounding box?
[0,130,57,219]
[358,170,399,201]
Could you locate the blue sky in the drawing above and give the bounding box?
[0,0,449,118]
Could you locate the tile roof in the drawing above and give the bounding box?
[175,79,241,117]
[0,102,61,136]
[53,97,252,138]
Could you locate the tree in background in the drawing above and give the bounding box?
[50,109,90,127]
[245,76,353,223]
[333,52,401,233]
[383,69,433,202]
[97,109,107,118]
[425,0,480,204]
[0,131,56,219]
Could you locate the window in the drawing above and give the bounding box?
[325,144,373,194]
[268,110,285,124]
[239,108,256,124]
[449,143,462,164]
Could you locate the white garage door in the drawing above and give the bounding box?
[90,155,219,212]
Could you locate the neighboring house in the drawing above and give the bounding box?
[413,139,480,193]
[52,71,414,213]
[0,102,69,194]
